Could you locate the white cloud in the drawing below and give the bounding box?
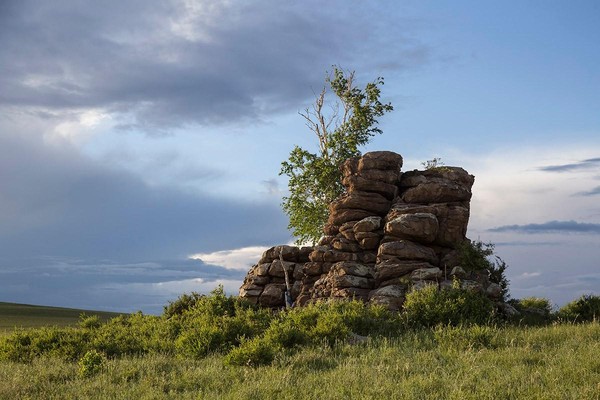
[50,109,111,144]
[459,143,600,236]
[518,271,542,279]
[189,245,270,270]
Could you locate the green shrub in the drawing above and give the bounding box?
[92,313,172,357]
[507,297,554,326]
[516,297,553,313]
[174,298,273,358]
[78,314,102,330]
[558,294,600,322]
[262,318,310,349]
[78,350,105,378]
[403,284,495,327]
[224,300,395,366]
[224,336,278,367]
[458,240,510,300]
[282,301,397,345]
[163,292,204,318]
[0,327,90,362]
[0,330,35,362]
[458,240,494,271]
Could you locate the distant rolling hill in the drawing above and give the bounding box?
[0,302,124,331]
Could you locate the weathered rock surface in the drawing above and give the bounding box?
[354,216,382,233]
[385,213,439,243]
[239,151,505,314]
[411,267,443,281]
[331,191,391,215]
[377,240,438,265]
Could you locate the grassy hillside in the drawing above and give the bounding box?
[1,323,599,399]
[1,290,598,398]
[0,302,123,331]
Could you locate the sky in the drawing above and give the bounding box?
[1,0,599,314]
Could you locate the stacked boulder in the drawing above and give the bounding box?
[239,151,503,310]
[301,151,402,306]
[238,245,312,306]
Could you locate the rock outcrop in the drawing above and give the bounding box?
[239,151,500,311]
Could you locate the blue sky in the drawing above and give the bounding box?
[1,0,598,313]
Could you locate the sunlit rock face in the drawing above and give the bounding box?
[238,151,499,311]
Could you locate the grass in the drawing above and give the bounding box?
[0,302,123,332]
[0,323,598,399]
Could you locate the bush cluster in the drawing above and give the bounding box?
[0,287,398,367]
[558,294,600,322]
[402,282,495,328]
[78,350,105,378]
[226,301,397,366]
[1,285,597,368]
[458,240,510,301]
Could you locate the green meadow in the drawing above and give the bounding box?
[1,323,599,399]
[1,288,600,399]
[0,302,122,332]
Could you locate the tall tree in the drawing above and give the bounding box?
[280,67,393,244]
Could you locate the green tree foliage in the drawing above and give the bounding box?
[280,67,393,244]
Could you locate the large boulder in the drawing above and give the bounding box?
[358,151,403,171]
[385,213,439,243]
[330,191,391,215]
[385,203,469,248]
[411,267,443,281]
[400,167,474,189]
[432,204,470,247]
[331,261,375,278]
[368,285,406,311]
[375,260,435,282]
[331,237,362,253]
[377,240,438,265]
[402,180,472,203]
[268,260,296,278]
[342,175,399,199]
[327,208,374,227]
[355,231,381,250]
[259,284,285,307]
[399,168,474,204]
[353,216,382,233]
[331,275,373,289]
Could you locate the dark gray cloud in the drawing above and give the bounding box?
[0,130,289,311]
[538,157,600,172]
[574,186,600,196]
[0,0,427,132]
[0,131,290,261]
[494,241,561,247]
[0,0,432,312]
[489,220,600,234]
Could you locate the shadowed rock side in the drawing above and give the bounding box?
[239,151,502,310]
